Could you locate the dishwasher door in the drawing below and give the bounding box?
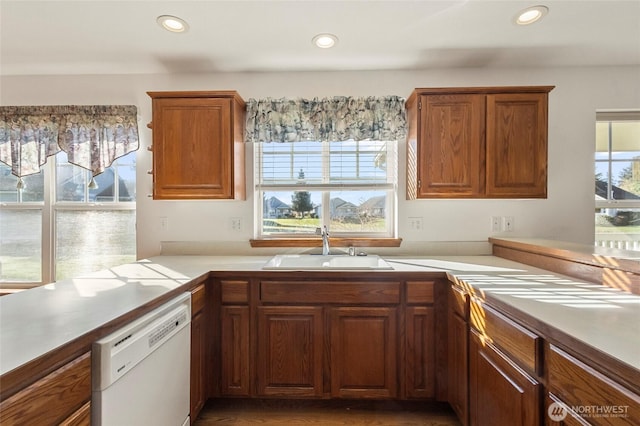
[92,292,191,426]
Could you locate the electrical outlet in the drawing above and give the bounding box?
[230,217,242,232]
[159,216,168,231]
[491,216,502,232]
[408,217,423,231]
[504,216,514,232]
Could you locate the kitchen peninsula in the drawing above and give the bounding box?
[0,239,638,425]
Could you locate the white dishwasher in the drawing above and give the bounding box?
[92,292,191,426]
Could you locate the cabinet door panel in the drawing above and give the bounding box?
[405,306,435,398]
[448,311,468,425]
[149,91,245,200]
[330,307,397,398]
[257,306,324,397]
[418,94,485,197]
[486,92,548,197]
[190,310,206,419]
[153,97,232,198]
[469,329,540,426]
[221,306,250,396]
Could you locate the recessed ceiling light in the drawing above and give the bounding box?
[312,33,338,49]
[157,15,189,33]
[515,5,548,25]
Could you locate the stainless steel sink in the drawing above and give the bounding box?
[262,254,394,270]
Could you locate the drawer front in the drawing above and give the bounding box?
[547,345,640,426]
[191,283,206,315]
[60,401,91,426]
[546,393,591,426]
[221,280,249,304]
[449,285,468,318]
[261,281,400,304]
[406,281,434,304]
[0,352,91,426]
[470,299,539,373]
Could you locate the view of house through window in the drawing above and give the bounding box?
[0,151,136,285]
[595,111,640,251]
[256,140,397,238]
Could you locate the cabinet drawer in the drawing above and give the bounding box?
[221,280,249,304]
[60,401,90,426]
[406,281,434,304]
[470,299,539,373]
[449,285,468,318]
[261,281,400,304]
[547,345,640,425]
[546,393,590,426]
[0,352,91,426]
[191,284,206,315]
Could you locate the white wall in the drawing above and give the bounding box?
[2,66,639,258]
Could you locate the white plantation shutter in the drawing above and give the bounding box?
[256,140,397,190]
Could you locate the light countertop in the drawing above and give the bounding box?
[1,254,638,377]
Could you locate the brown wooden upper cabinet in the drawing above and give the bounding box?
[147,91,246,200]
[406,86,554,199]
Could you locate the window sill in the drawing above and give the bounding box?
[249,238,402,248]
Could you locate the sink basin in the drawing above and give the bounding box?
[262,254,393,270]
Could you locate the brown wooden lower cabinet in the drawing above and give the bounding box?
[469,328,540,426]
[330,307,398,399]
[215,277,438,402]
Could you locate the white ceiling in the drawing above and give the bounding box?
[1,0,639,76]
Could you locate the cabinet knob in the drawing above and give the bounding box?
[147,170,153,174]
[147,145,153,152]
[147,122,153,129]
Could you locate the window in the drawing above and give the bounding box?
[595,111,640,250]
[255,140,397,238]
[0,151,136,286]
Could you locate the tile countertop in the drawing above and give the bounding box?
[1,255,639,378]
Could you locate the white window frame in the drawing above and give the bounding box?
[0,153,136,288]
[254,140,398,239]
[595,110,640,211]
[594,110,640,251]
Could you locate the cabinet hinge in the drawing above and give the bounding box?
[418,100,422,110]
[417,180,421,188]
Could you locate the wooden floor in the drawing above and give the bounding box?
[193,399,462,425]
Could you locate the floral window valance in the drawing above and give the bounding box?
[0,105,139,184]
[245,96,407,143]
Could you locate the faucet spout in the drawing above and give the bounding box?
[321,225,330,255]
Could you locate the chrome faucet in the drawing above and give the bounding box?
[321,226,330,255]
